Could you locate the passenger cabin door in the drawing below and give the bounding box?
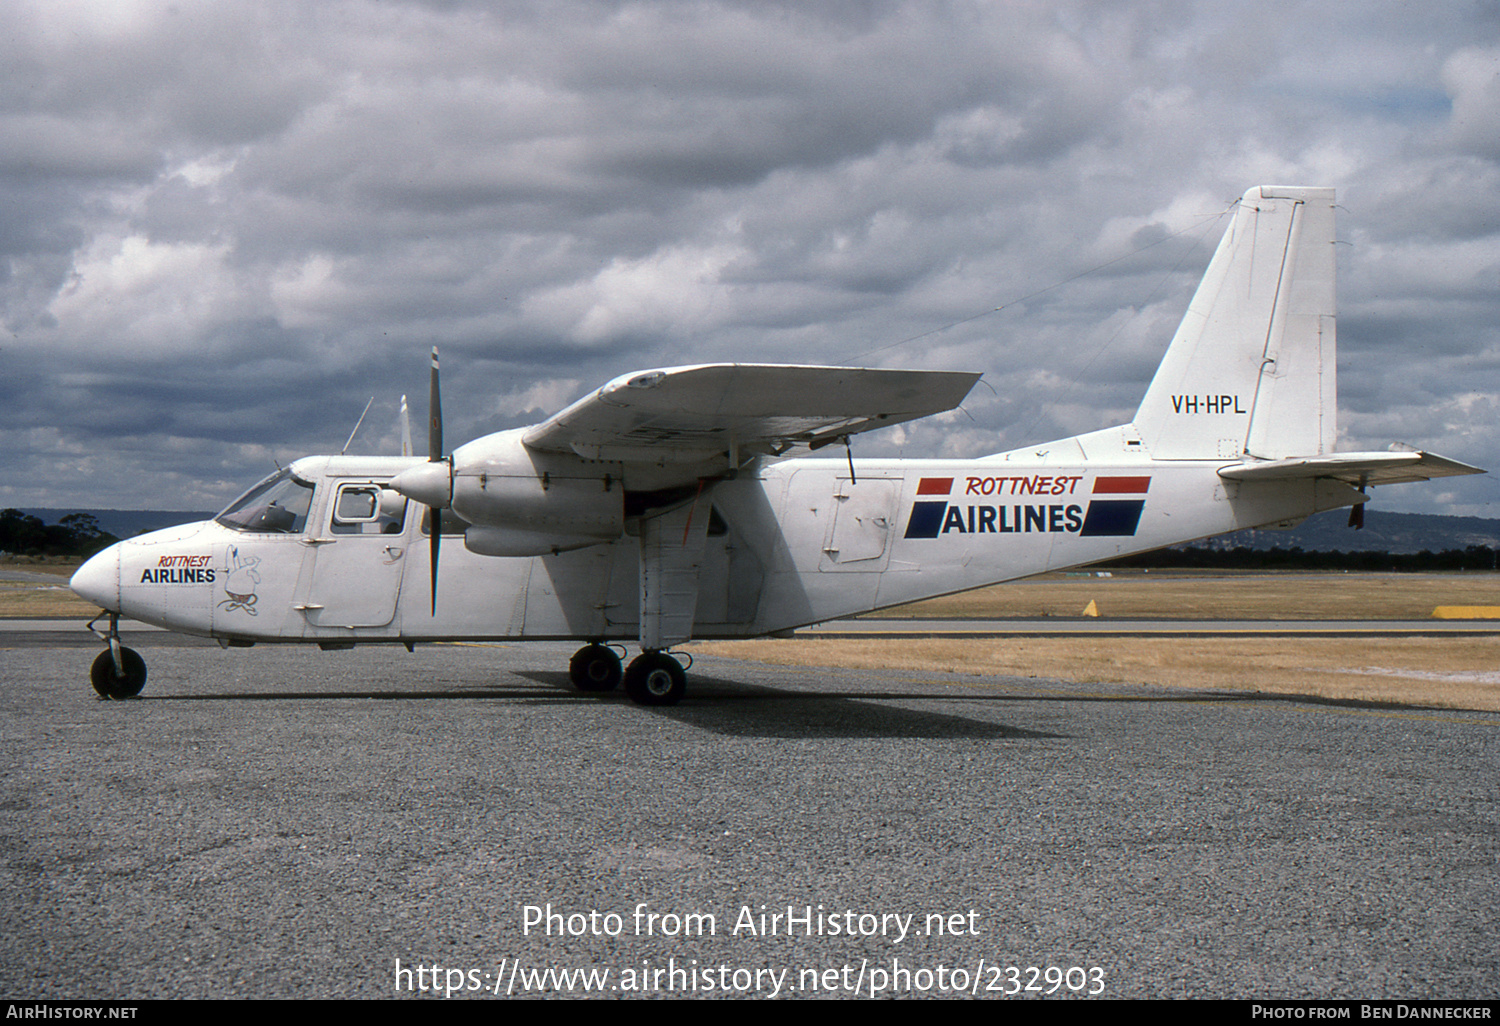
[301,481,407,628]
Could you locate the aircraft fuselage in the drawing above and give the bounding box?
[73,438,1360,648]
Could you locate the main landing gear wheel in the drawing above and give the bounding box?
[569,644,623,692]
[623,651,686,707]
[90,647,147,700]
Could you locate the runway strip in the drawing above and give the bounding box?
[0,617,191,649]
[807,618,1500,637]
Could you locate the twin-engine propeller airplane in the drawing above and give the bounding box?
[72,186,1483,705]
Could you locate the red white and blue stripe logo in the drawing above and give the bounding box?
[1080,476,1149,536]
[904,474,1149,539]
[904,478,955,538]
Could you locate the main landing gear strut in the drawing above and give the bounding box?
[567,643,689,706]
[87,613,147,700]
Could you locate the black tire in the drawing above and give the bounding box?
[623,652,685,706]
[569,644,622,692]
[90,647,147,700]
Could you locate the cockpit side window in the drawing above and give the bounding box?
[215,470,315,534]
[331,483,406,535]
[336,487,377,522]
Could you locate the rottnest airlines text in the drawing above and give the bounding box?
[940,504,1083,535]
[139,568,216,583]
[139,554,216,584]
[908,474,1149,540]
[963,475,1085,496]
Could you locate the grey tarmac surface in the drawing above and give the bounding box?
[0,570,71,585]
[2,640,1496,1000]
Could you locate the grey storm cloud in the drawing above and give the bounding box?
[1,0,1496,516]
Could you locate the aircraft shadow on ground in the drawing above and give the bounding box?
[130,662,1458,740]
[138,667,1064,740]
[511,669,1066,740]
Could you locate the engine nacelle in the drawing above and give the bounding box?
[463,525,611,557]
[447,428,624,554]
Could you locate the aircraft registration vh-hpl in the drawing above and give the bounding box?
[71,186,1483,706]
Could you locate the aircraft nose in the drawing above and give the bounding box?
[71,545,121,611]
[389,461,453,509]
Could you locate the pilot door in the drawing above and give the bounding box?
[300,481,408,628]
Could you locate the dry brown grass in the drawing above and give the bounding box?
[693,635,1500,713]
[0,558,94,616]
[695,570,1500,713]
[0,582,99,617]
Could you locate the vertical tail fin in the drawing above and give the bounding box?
[1133,186,1337,460]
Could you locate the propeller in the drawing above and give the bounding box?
[428,346,443,463]
[388,348,454,614]
[426,347,450,613]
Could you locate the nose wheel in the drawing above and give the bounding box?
[87,614,147,700]
[90,647,147,700]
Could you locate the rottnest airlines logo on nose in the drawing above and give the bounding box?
[903,475,1148,539]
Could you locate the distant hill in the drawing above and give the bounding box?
[19,509,216,541]
[1194,510,1500,555]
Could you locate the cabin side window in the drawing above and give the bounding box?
[215,470,315,534]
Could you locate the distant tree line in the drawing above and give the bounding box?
[0,510,119,558]
[1103,544,1500,572]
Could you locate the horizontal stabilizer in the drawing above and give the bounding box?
[523,363,981,464]
[1217,450,1484,487]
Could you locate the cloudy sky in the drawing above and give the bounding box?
[3,0,1497,518]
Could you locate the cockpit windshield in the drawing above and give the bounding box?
[215,469,315,534]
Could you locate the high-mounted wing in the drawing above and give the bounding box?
[1217,450,1484,486]
[521,363,982,464]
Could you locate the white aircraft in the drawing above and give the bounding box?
[71,186,1482,705]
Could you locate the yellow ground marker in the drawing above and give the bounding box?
[1432,606,1500,619]
[1082,600,1100,617]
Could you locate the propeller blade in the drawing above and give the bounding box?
[388,349,454,615]
[428,346,445,615]
[430,510,441,615]
[399,394,412,457]
[428,346,443,462]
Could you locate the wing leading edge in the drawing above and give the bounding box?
[522,363,982,464]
